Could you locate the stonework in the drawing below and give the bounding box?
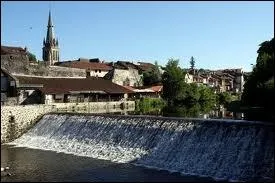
[111,68,143,87]
[1,105,54,143]
[1,58,86,77]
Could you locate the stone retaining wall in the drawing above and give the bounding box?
[1,59,86,77]
[1,105,54,143]
[1,101,135,143]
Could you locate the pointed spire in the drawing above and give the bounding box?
[48,10,53,27]
[46,10,54,44]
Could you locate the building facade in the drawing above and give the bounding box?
[56,58,112,78]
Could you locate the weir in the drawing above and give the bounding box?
[7,114,274,181]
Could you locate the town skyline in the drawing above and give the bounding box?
[1,1,274,72]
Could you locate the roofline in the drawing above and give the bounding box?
[1,67,20,86]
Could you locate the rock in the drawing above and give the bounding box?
[1,171,11,177]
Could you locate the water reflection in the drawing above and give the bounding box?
[133,103,244,120]
[52,102,244,120]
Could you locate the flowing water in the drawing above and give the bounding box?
[3,114,274,182]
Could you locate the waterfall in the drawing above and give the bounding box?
[8,114,274,181]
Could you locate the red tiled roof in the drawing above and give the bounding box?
[122,85,136,91]
[15,76,133,94]
[149,85,163,92]
[122,85,163,93]
[1,45,27,55]
[59,61,112,71]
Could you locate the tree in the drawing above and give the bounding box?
[190,56,195,70]
[217,92,232,106]
[161,58,188,106]
[143,61,162,86]
[241,38,274,108]
[241,38,274,121]
[198,85,216,106]
[27,51,37,62]
[185,83,200,104]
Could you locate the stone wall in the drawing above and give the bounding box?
[1,101,135,143]
[1,104,54,143]
[47,66,86,77]
[112,68,143,87]
[1,58,86,77]
[5,97,17,106]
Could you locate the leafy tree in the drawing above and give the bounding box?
[198,85,216,105]
[185,83,200,104]
[241,38,274,121]
[217,92,232,106]
[162,58,188,106]
[190,56,195,70]
[27,51,37,62]
[143,61,162,86]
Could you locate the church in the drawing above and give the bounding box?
[42,11,60,65]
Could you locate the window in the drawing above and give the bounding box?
[95,70,98,73]
[99,70,101,73]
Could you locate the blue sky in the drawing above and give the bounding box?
[1,1,274,71]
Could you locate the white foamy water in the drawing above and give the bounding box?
[8,114,274,181]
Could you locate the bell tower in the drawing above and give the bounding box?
[42,10,59,65]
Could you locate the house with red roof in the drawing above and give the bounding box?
[56,58,113,78]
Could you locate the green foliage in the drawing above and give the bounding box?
[198,85,217,106]
[185,83,200,104]
[190,56,195,70]
[241,37,274,121]
[162,103,213,118]
[162,58,217,111]
[143,61,162,86]
[161,58,188,106]
[135,98,166,114]
[217,92,232,106]
[27,51,37,62]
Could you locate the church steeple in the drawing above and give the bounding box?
[42,10,60,65]
[46,11,54,45]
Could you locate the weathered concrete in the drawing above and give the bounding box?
[1,101,135,144]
